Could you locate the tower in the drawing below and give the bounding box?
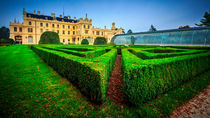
[111,22,116,30]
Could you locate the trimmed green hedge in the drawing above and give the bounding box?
[129,47,207,59]
[81,39,89,45]
[42,46,107,58]
[94,37,107,45]
[39,31,60,44]
[122,48,210,106]
[31,45,117,103]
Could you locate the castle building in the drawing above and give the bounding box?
[9,9,122,44]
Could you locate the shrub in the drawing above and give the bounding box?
[0,38,15,44]
[108,42,115,45]
[31,45,117,103]
[39,31,60,44]
[94,37,107,45]
[81,39,89,45]
[122,48,210,106]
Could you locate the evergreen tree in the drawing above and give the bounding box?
[127,29,133,34]
[149,25,157,32]
[0,27,10,39]
[196,10,210,26]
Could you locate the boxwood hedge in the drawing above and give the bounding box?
[122,48,210,106]
[31,45,117,103]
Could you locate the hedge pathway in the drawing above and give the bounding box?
[170,86,210,118]
[106,54,127,105]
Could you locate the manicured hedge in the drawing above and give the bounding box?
[129,47,207,59]
[81,39,89,45]
[122,48,210,106]
[31,45,117,103]
[42,46,107,58]
[39,31,60,44]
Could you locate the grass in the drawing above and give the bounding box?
[0,45,209,117]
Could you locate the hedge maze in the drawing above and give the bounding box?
[31,45,117,103]
[122,46,210,106]
[31,45,210,108]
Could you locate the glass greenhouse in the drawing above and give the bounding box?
[112,27,210,46]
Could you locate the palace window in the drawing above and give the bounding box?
[63,31,65,34]
[40,29,43,33]
[29,21,32,25]
[63,25,65,28]
[84,25,86,28]
[68,39,70,44]
[68,25,70,29]
[96,31,99,35]
[52,24,54,27]
[73,31,75,35]
[63,39,65,43]
[28,28,33,32]
[92,31,94,35]
[14,27,17,32]
[68,31,70,35]
[19,28,22,32]
[73,26,75,30]
[28,36,33,43]
[46,23,48,27]
[101,32,103,35]
[88,25,90,29]
[57,24,59,28]
[57,30,59,34]
[78,38,79,41]
[85,30,88,34]
[40,23,43,27]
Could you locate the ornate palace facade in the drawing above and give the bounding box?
[10,9,122,44]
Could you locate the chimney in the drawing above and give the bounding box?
[37,11,40,15]
[34,10,36,14]
[60,14,62,18]
[14,18,16,23]
[104,26,106,30]
[74,17,76,20]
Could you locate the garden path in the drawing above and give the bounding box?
[170,86,210,118]
[106,54,127,105]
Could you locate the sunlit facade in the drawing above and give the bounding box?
[10,9,123,44]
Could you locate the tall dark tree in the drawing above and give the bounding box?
[196,10,210,26]
[127,29,133,34]
[0,27,10,39]
[149,25,157,32]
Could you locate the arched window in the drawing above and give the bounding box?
[28,36,33,43]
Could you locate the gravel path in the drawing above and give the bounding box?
[170,86,210,118]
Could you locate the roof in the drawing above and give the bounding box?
[115,26,210,37]
[26,13,78,23]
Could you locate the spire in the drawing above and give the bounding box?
[86,13,87,18]
[63,6,64,17]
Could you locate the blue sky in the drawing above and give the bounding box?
[0,0,209,32]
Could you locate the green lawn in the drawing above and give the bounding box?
[0,45,209,117]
